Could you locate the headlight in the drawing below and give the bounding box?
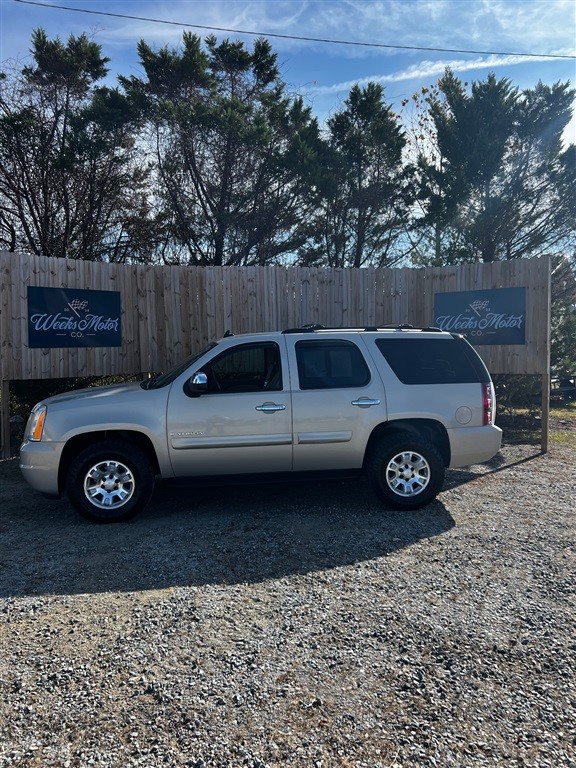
[26,404,47,441]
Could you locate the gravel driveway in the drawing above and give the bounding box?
[1,438,575,767]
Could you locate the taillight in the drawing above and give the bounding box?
[482,383,494,425]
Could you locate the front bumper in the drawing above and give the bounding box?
[20,440,65,496]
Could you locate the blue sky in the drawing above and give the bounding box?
[1,0,575,143]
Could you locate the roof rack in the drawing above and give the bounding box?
[282,324,443,334]
[282,324,325,334]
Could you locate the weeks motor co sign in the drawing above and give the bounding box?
[27,287,122,348]
[434,287,526,345]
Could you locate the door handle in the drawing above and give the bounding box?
[256,403,286,413]
[351,398,381,408]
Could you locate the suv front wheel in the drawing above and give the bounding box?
[66,440,155,523]
[367,432,445,510]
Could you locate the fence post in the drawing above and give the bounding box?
[541,374,550,454]
[540,255,552,454]
[1,379,10,459]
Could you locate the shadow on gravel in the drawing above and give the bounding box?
[0,459,455,598]
[444,449,542,491]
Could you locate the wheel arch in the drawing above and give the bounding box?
[364,419,451,468]
[58,430,160,493]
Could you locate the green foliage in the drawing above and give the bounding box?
[493,374,541,415]
[552,306,576,376]
[23,28,109,93]
[551,255,576,376]
[1,30,574,271]
[299,82,412,268]
[412,69,575,265]
[120,33,323,266]
[0,30,156,261]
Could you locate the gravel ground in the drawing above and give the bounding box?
[1,435,575,768]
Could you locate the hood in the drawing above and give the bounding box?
[43,381,145,407]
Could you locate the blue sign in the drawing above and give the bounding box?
[28,287,122,348]
[434,287,526,345]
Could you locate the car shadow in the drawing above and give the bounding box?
[444,448,543,491]
[1,459,455,598]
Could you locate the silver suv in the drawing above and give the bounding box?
[20,326,502,522]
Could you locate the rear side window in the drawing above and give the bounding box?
[375,337,487,385]
[296,340,371,390]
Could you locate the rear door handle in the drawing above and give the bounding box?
[351,398,381,408]
[256,403,286,413]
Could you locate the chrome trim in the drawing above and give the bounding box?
[171,433,292,449]
[297,431,352,444]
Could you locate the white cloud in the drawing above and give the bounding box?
[38,0,576,55]
[306,53,572,95]
[272,0,576,56]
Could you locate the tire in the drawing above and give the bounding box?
[66,440,155,523]
[367,432,445,510]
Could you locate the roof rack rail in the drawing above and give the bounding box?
[282,324,325,334]
[282,324,444,334]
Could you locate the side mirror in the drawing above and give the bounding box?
[186,371,208,397]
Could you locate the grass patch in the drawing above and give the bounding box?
[550,431,576,446]
[549,402,576,420]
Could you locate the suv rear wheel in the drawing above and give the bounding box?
[368,432,445,510]
[66,440,155,523]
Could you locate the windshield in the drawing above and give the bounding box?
[141,342,218,389]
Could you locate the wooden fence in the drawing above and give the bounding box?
[1,251,551,455]
[1,251,551,379]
